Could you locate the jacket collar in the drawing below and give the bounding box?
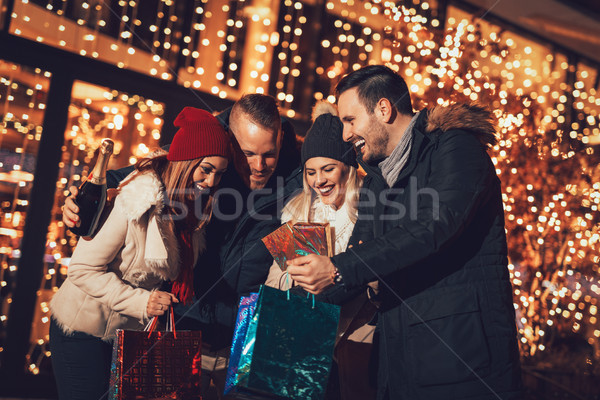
[394,110,433,184]
[356,112,432,188]
[220,167,303,263]
[117,170,205,281]
[425,103,496,147]
[118,171,178,276]
[360,103,496,187]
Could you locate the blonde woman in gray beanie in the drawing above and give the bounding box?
[265,101,376,400]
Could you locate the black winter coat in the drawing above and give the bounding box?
[332,104,522,400]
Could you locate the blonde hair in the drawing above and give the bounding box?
[135,154,214,231]
[284,164,364,224]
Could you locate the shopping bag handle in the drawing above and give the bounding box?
[283,273,315,309]
[144,305,177,339]
[307,292,315,309]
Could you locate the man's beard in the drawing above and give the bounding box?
[363,118,389,162]
[248,170,271,190]
[235,163,271,190]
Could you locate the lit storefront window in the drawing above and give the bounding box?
[0,71,164,374]
[0,60,51,371]
[32,80,163,374]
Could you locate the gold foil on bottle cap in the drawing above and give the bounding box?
[100,138,114,154]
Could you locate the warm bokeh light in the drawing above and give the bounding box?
[1,0,599,380]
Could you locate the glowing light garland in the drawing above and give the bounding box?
[1,0,599,375]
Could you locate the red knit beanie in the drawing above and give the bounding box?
[167,107,230,161]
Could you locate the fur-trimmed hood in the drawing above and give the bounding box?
[116,170,205,282]
[425,103,497,148]
[118,170,165,220]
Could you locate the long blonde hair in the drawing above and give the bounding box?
[284,164,364,224]
[135,154,214,231]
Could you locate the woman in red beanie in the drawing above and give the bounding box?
[49,107,230,400]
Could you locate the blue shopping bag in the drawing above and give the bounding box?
[224,292,259,395]
[226,285,340,400]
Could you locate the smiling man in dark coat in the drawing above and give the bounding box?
[288,65,523,399]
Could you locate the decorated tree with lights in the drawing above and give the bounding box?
[358,2,600,369]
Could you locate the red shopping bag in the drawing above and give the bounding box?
[109,307,203,399]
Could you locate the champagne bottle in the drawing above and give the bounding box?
[70,138,114,237]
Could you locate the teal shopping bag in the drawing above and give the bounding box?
[231,285,340,400]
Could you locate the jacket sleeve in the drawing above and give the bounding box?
[67,194,151,323]
[332,131,497,288]
[233,221,281,296]
[107,165,135,189]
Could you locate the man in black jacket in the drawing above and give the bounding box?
[288,65,522,399]
[63,94,303,398]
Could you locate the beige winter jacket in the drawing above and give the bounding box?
[50,170,205,341]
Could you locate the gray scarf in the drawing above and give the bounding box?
[379,112,420,187]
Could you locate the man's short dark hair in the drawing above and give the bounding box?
[232,94,281,133]
[335,65,413,116]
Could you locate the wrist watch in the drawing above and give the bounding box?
[332,266,343,285]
